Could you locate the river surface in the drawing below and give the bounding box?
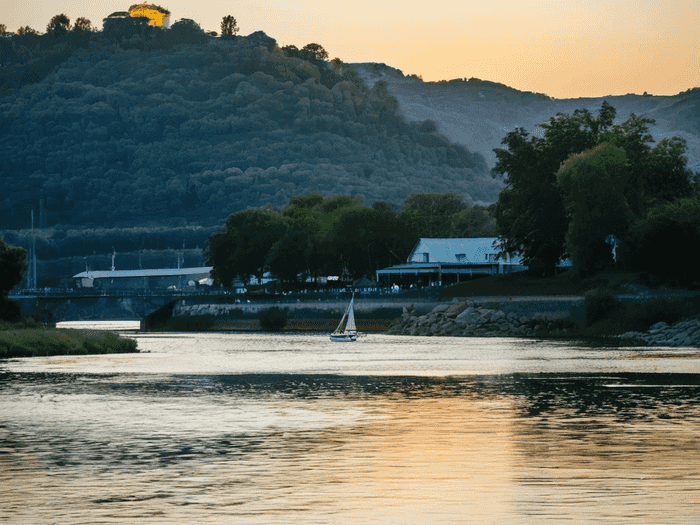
[2,322,700,524]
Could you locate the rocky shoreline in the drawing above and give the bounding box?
[618,320,700,348]
[386,300,700,347]
[386,300,573,338]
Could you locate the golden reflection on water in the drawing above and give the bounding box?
[512,402,700,522]
[4,330,700,524]
[2,383,700,524]
[1,389,520,524]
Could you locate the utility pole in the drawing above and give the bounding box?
[31,208,37,289]
[39,189,44,229]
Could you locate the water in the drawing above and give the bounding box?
[2,324,700,524]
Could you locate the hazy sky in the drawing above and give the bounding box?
[3,0,698,99]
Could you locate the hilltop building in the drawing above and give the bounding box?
[103,4,170,38]
[128,4,171,28]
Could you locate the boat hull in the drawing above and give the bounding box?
[329,333,356,342]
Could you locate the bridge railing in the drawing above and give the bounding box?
[11,286,440,301]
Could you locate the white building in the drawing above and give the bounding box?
[73,267,213,290]
[376,237,525,287]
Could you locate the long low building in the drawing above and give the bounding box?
[376,238,526,287]
[73,267,213,291]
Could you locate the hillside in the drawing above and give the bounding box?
[0,32,501,230]
[353,64,700,171]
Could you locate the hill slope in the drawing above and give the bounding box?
[353,64,700,171]
[0,34,501,229]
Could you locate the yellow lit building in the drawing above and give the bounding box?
[128,4,171,28]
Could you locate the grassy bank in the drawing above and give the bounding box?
[0,320,138,359]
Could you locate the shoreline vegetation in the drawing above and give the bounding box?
[0,319,138,359]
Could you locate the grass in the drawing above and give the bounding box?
[0,324,138,359]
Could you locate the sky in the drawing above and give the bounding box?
[2,0,699,99]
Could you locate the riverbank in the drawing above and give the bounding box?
[143,297,437,332]
[386,299,700,347]
[0,321,138,359]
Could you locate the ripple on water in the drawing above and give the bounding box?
[2,332,700,524]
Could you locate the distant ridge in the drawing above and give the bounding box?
[352,63,700,170]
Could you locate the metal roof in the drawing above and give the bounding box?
[73,267,213,279]
[407,238,520,264]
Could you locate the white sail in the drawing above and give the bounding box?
[334,307,348,334]
[345,297,356,333]
[330,294,357,341]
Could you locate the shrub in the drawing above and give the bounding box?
[259,306,287,331]
[584,288,622,326]
[0,298,21,322]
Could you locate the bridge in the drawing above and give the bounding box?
[9,288,439,322]
[9,288,233,322]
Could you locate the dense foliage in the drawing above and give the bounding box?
[0,236,27,320]
[0,237,27,296]
[206,192,496,285]
[494,102,697,281]
[0,26,499,230]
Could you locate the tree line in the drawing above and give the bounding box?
[494,102,699,285]
[205,192,495,286]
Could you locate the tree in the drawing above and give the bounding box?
[493,102,617,275]
[16,26,38,35]
[300,43,329,62]
[330,206,384,279]
[398,192,467,238]
[281,44,299,58]
[205,206,286,286]
[451,205,497,238]
[0,24,8,36]
[627,197,700,286]
[556,143,631,276]
[46,14,71,36]
[266,230,309,283]
[330,57,343,73]
[167,18,207,45]
[0,236,27,296]
[220,15,239,38]
[641,137,693,207]
[72,17,93,34]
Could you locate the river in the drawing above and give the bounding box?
[2,322,699,524]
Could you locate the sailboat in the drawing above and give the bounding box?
[330,294,357,342]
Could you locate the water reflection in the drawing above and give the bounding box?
[2,334,700,523]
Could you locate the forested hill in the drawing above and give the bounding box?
[353,64,700,171]
[0,31,501,229]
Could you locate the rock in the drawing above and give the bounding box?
[455,308,478,325]
[444,302,469,318]
[431,304,451,314]
[490,310,506,322]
